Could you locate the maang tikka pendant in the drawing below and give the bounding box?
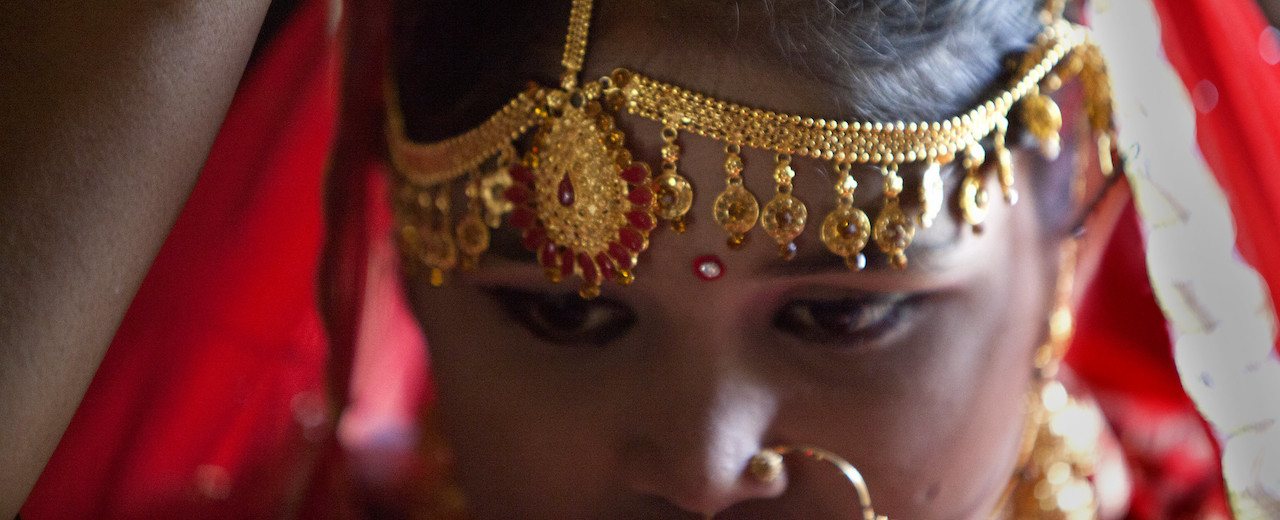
[503,83,658,299]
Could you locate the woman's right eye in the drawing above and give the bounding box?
[487,287,637,347]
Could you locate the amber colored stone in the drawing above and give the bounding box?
[596,253,617,281]
[727,234,746,250]
[608,242,634,269]
[578,285,601,300]
[619,227,645,251]
[578,253,598,284]
[509,206,536,228]
[560,249,575,278]
[890,252,909,270]
[558,175,575,206]
[522,225,546,251]
[779,241,798,260]
[626,211,655,231]
[509,165,534,184]
[628,186,654,206]
[727,200,751,220]
[504,185,530,204]
[670,216,687,233]
[615,268,635,285]
[620,164,648,184]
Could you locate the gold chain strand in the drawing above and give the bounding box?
[560,0,594,88]
[386,19,1083,188]
[387,83,541,187]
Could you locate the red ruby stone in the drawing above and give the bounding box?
[620,164,648,184]
[577,253,598,284]
[510,165,534,184]
[626,211,655,231]
[539,243,559,269]
[596,253,617,281]
[558,175,575,206]
[560,248,575,278]
[608,242,634,269]
[509,206,536,229]
[504,185,531,204]
[628,186,654,206]
[522,225,546,251]
[618,227,645,252]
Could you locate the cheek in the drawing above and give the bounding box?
[410,283,626,518]
[774,224,1048,517]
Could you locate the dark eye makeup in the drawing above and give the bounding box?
[771,293,920,347]
[486,285,921,350]
[487,287,637,347]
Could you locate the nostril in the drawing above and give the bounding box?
[625,442,789,516]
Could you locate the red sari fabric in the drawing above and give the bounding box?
[20,1,338,517]
[1152,0,1280,326]
[1068,0,1280,517]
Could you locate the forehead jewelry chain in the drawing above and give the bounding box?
[387,0,1115,296]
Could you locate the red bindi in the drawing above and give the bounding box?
[692,255,725,281]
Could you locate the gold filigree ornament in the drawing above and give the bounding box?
[960,143,992,234]
[821,162,871,270]
[385,0,1118,293]
[713,144,760,250]
[653,125,695,232]
[872,164,915,270]
[504,88,657,299]
[760,154,808,260]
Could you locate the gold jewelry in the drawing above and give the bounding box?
[748,445,887,520]
[820,162,871,270]
[760,154,808,260]
[713,144,759,250]
[386,0,1115,295]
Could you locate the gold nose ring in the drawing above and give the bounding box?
[747,445,887,520]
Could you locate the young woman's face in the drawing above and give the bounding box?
[402,4,1060,519]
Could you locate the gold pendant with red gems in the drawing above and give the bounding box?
[503,86,656,299]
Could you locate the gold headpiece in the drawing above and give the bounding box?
[387,0,1116,298]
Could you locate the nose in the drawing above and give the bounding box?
[622,346,786,515]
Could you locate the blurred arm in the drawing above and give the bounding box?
[0,1,272,515]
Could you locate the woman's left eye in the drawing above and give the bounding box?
[488,287,637,347]
[771,295,915,346]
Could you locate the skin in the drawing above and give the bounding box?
[0,1,273,515]
[398,3,1124,518]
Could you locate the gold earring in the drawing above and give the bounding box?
[1008,241,1101,519]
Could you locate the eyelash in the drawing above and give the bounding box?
[488,287,916,350]
[771,295,917,347]
[488,287,637,347]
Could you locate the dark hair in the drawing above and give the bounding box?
[391,0,1078,236]
[394,0,1042,136]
